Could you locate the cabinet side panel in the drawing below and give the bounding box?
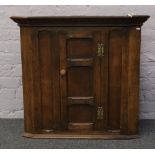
[20,27,34,133]
[127,27,141,134]
[108,30,123,130]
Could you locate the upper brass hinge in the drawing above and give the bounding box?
[97,106,104,119]
[97,43,104,57]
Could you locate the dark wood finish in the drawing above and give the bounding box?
[108,29,123,130]
[58,31,100,132]
[20,27,33,133]
[11,16,149,27]
[127,27,141,134]
[11,16,149,139]
[23,132,139,139]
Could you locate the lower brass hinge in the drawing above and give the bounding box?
[97,43,104,56]
[97,106,104,119]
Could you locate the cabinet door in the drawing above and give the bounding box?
[58,31,107,132]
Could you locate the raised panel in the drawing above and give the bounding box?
[67,38,93,58]
[67,67,93,97]
[68,105,94,123]
[108,30,123,130]
[37,30,61,132]
[38,31,53,131]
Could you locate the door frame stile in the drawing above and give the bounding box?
[59,31,68,130]
[100,29,109,131]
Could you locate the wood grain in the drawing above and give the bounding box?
[108,29,122,130]
[127,27,141,135]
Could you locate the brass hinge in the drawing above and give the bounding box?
[97,106,104,119]
[97,43,104,57]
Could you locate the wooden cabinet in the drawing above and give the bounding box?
[11,16,149,139]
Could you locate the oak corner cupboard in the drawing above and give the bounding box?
[11,15,149,139]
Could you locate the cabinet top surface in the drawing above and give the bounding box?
[11,15,150,27]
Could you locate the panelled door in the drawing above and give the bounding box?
[58,30,108,132]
